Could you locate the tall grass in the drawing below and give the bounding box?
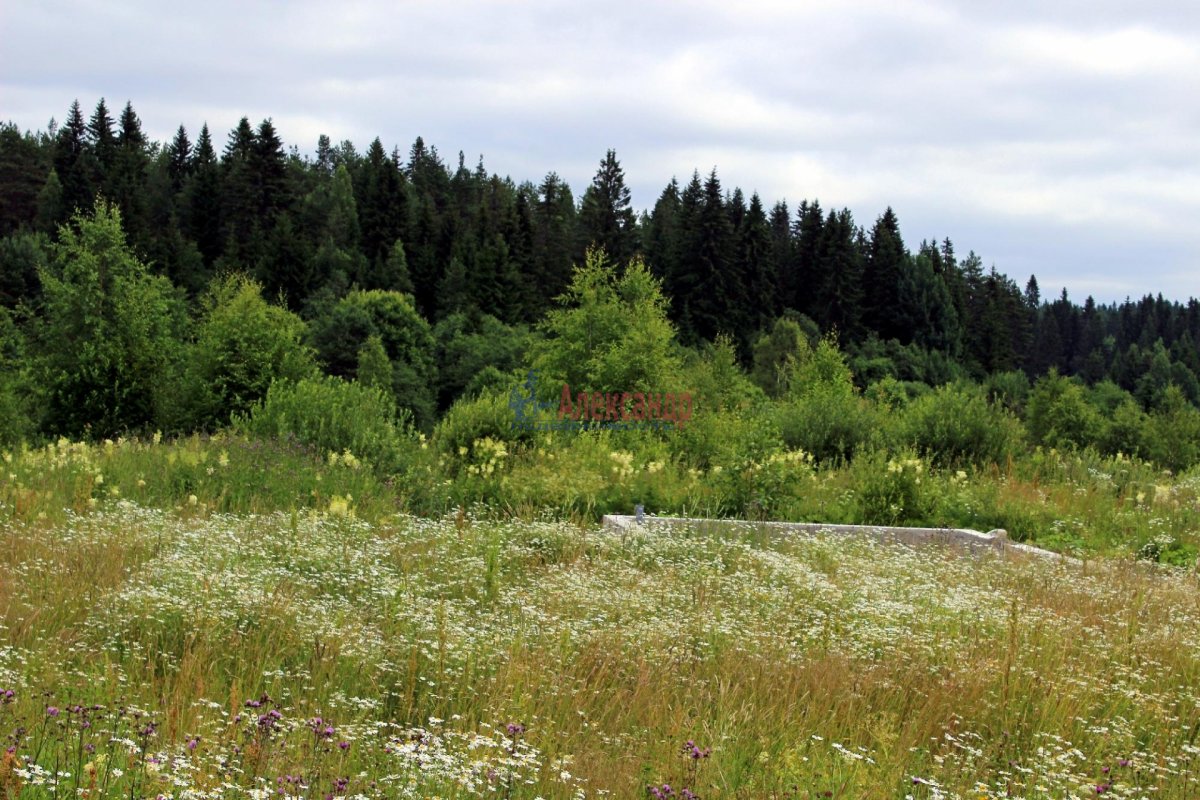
[0,483,1198,797]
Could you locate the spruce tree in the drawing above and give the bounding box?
[739,192,775,344]
[532,172,576,301]
[87,98,116,187]
[167,125,192,191]
[814,208,863,339]
[54,100,93,214]
[184,124,222,264]
[576,149,638,266]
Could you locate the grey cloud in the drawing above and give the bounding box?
[2,0,1196,302]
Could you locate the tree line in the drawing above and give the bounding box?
[2,98,1200,423]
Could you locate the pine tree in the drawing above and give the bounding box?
[379,238,414,294]
[357,137,407,268]
[35,169,65,233]
[108,102,151,250]
[792,199,824,315]
[220,117,258,257]
[644,178,681,283]
[862,207,910,341]
[0,124,49,234]
[814,208,863,339]
[769,200,795,310]
[253,119,290,220]
[682,169,736,343]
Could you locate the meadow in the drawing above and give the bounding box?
[2,435,1200,799]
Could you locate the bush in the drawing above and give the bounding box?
[856,450,933,526]
[0,308,33,445]
[774,386,882,465]
[433,387,533,464]
[1146,386,1200,472]
[177,273,316,431]
[984,370,1030,415]
[532,250,681,393]
[307,289,438,429]
[239,375,415,475]
[668,407,782,471]
[1025,370,1103,450]
[1100,399,1159,461]
[898,382,1023,467]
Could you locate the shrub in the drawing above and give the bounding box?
[669,407,783,471]
[898,382,1023,467]
[0,308,33,444]
[774,386,882,465]
[1025,370,1103,450]
[984,370,1030,415]
[178,273,316,431]
[307,289,438,429]
[1146,385,1200,472]
[433,388,533,464]
[1100,399,1159,461]
[750,315,815,398]
[856,450,933,526]
[239,375,414,475]
[532,250,681,394]
[686,335,765,414]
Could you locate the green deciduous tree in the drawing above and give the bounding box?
[176,273,315,431]
[36,200,183,437]
[533,249,680,393]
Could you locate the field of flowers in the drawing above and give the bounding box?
[2,438,1200,798]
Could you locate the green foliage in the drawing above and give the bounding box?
[750,315,813,398]
[669,407,783,471]
[433,388,531,462]
[786,333,856,398]
[856,451,933,525]
[433,312,533,409]
[355,334,393,391]
[0,230,48,306]
[240,375,415,475]
[177,273,315,431]
[898,382,1023,467]
[0,307,34,444]
[533,249,680,394]
[984,370,1031,415]
[686,334,764,414]
[307,289,438,429]
[1101,399,1158,460]
[1146,385,1200,472]
[863,376,929,411]
[770,334,880,464]
[774,385,881,465]
[1025,370,1103,450]
[36,200,183,438]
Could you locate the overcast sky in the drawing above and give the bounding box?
[3,0,1198,304]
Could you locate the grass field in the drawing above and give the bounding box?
[1,438,1200,798]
